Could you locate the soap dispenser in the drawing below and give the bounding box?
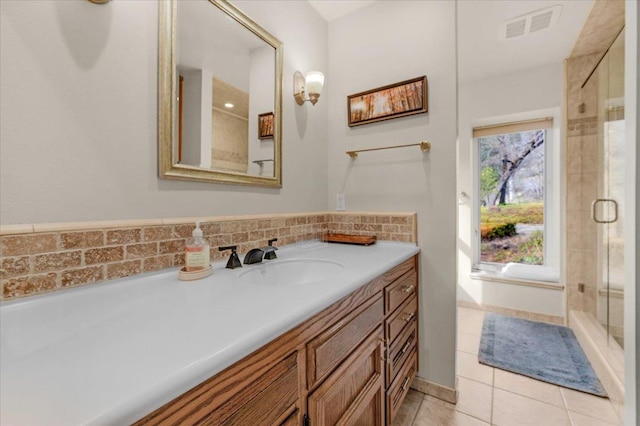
[184,221,210,272]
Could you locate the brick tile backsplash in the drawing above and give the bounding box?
[142,226,173,242]
[61,266,104,288]
[59,231,104,250]
[0,256,30,279]
[3,273,58,298]
[0,211,416,300]
[1,234,58,256]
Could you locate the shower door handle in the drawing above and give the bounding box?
[591,199,618,224]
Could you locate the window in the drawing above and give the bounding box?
[473,117,557,275]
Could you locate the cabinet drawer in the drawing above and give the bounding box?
[307,296,384,389]
[385,294,417,345]
[386,351,417,425]
[384,270,417,315]
[386,322,417,386]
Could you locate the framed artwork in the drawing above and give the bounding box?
[258,112,274,140]
[347,76,428,127]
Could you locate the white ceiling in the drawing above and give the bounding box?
[309,0,594,84]
[457,0,593,83]
[308,0,376,22]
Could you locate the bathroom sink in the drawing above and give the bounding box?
[238,259,344,286]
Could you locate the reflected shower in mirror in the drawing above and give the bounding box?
[158,0,283,187]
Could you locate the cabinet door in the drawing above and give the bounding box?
[280,409,299,426]
[307,327,385,426]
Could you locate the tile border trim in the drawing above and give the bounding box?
[411,375,458,404]
[458,300,565,325]
[0,211,417,236]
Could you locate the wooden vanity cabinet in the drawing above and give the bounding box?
[134,255,418,426]
[382,258,419,425]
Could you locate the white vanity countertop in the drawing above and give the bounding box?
[0,241,420,426]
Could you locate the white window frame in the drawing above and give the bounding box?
[471,109,561,280]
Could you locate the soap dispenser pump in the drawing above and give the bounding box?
[184,221,210,272]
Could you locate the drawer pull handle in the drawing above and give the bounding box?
[400,376,411,391]
[400,339,412,356]
[402,312,415,322]
[401,285,415,293]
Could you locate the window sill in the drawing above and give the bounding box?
[469,272,564,290]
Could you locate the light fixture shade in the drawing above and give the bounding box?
[305,71,324,96]
[293,70,325,106]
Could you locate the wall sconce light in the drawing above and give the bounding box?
[293,71,325,106]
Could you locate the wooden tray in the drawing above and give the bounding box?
[323,233,377,246]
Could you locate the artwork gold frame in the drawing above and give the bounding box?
[258,112,274,140]
[347,76,427,127]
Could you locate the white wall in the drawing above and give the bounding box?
[248,45,276,176]
[181,69,213,169]
[327,1,458,389]
[457,62,565,316]
[0,0,328,225]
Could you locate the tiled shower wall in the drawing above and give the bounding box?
[0,212,417,300]
[565,53,601,317]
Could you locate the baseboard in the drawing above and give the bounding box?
[411,375,458,404]
[458,300,564,325]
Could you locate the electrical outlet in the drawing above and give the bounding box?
[336,194,346,211]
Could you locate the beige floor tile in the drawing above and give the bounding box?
[457,332,481,355]
[561,388,620,424]
[568,410,621,426]
[458,308,486,336]
[493,369,564,407]
[412,396,489,426]
[457,351,494,385]
[455,376,493,423]
[493,388,571,426]
[393,389,424,426]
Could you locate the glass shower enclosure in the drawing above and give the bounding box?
[593,30,625,348]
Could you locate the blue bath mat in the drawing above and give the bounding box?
[479,313,607,397]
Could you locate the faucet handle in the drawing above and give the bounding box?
[219,245,242,269]
[268,238,278,247]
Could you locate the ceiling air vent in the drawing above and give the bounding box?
[505,19,527,39]
[530,10,554,33]
[500,5,562,40]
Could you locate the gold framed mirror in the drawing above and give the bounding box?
[158,0,283,187]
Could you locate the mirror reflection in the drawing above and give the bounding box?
[158,0,282,187]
